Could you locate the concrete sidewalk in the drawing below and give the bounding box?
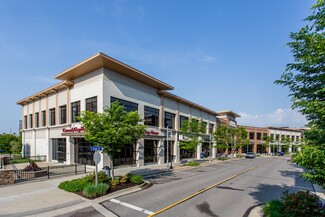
[0,160,203,217]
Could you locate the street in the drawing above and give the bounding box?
[101,157,313,217]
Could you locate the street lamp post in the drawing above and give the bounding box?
[166,126,173,169]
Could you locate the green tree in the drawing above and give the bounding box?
[275,0,325,188]
[213,125,235,156]
[179,118,204,159]
[234,126,250,154]
[78,101,146,178]
[0,133,21,156]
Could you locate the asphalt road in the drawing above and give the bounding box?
[101,157,313,217]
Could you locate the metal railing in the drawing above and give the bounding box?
[14,163,86,183]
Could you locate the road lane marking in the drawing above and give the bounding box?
[148,160,272,217]
[110,198,154,215]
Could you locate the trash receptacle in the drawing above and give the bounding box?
[102,166,111,177]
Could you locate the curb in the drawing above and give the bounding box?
[25,181,153,217]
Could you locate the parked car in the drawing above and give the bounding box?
[277,151,284,156]
[0,150,5,153]
[246,152,256,158]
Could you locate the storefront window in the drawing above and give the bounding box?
[52,138,66,162]
[144,140,158,163]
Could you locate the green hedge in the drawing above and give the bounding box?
[83,183,109,197]
[186,161,200,167]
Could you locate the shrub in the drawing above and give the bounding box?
[84,171,111,184]
[129,174,143,184]
[111,177,120,187]
[120,175,129,184]
[281,191,325,216]
[83,183,109,197]
[262,200,287,217]
[186,161,200,167]
[218,157,228,161]
[58,178,90,192]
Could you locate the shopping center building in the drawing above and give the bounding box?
[241,125,304,154]
[17,52,240,169]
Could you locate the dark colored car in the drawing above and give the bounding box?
[246,152,256,158]
[0,150,5,153]
[277,151,284,156]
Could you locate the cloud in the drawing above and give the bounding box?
[237,108,308,128]
[202,55,216,63]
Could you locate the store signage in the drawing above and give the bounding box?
[62,124,85,133]
[145,130,159,135]
[229,120,236,128]
[90,146,103,151]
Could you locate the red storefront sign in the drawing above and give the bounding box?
[62,126,85,133]
[145,130,159,135]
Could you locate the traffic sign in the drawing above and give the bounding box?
[93,151,101,164]
[90,146,103,151]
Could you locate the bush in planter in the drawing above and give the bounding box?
[84,171,111,184]
[262,200,287,217]
[263,191,325,217]
[120,175,129,184]
[59,178,90,192]
[281,191,325,216]
[83,183,109,197]
[128,174,143,184]
[111,177,121,187]
[186,161,200,167]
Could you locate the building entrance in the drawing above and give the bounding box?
[144,140,158,163]
[74,138,95,166]
[113,144,136,166]
[164,141,174,163]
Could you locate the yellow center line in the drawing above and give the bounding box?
[148,160,272,217]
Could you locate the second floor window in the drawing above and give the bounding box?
[257,133,262,140]
[29,114,33,128]
[71,101,80,123]
[86,96,97,113]
[111,97,138,112]
[276,134,280,140]
[201,122,207,134]
[180,116,189,129]
[164,112,175,129]
[270,134,274,140]
[35,112,39,128]
[60,105,67,124]
[49,108,56,126]
[144,106,159,127]
[24,115,27,129]
[249,132,255,140]
[42,110,46,126]
[209,123,214,134]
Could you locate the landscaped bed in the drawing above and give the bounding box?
[58,172,144,199]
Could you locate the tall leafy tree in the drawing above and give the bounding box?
[234,126,250,154]
[275,0,325,188]
[78,101,146,178]
[179,118,204,159]
[213,125,235,155]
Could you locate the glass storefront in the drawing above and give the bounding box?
[144,140,158,163]
[164,141,174,163]
[52,138,66,162]
[74,138,95,166]
[113,144,136,166]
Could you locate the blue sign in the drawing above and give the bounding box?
[90,146,103,151]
